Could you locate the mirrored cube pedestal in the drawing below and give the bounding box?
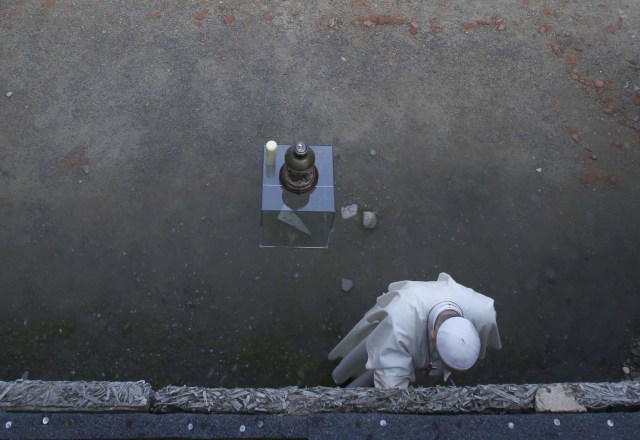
[260,145,335,248]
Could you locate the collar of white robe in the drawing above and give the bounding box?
[427,301,463,335]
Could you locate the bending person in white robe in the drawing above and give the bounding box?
[328,273,502,389]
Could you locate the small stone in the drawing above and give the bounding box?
[6,92,13,97]
[257,420,264,428]
[379,420,387,427]
[81,165,90,174]
[370,149,377,156]
[341,56,346,61]
[607,420,614,427]
[187,423,193,430]
[341,279,354,292]
[622,366,630,375]
[536,168,542,173]
[553,419,560,426]
[341,203,358,219]
[42,417,49,425]
[508,422,514,429]
[239,425,246,433]
[362,211,377,229]
[5,421,12,429]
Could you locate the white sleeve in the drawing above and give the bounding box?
[366,300,423,388]
[374,368,411,389]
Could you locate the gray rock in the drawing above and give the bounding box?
[81,165,90,174]
[370,149,377,156]
[341,203,358,219]
[6,91,13,97]
[341,278,354,292]
[362,211,377,229]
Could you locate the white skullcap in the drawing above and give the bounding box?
[436,317,481,371]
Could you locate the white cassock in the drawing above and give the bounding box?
[328,273,502,388]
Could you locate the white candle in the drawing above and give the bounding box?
[265,140,277,166]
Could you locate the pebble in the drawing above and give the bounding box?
[622,366,630,375]
[341,203,358,219]
[379,420,387,427]
[553,419,560,426]
[6,92,13,97]
[341,278,354,292]
[81,165,90,174]
[370,149,377,156]
[257,420,264,428]
[508,422,514,429]
[362,211,377,229]
[536,168,542,173]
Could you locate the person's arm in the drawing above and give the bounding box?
[373,367,411,389]
[366,307,419,389]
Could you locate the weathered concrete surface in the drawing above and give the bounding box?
[535,384,586,413]
[0,1,639,388]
